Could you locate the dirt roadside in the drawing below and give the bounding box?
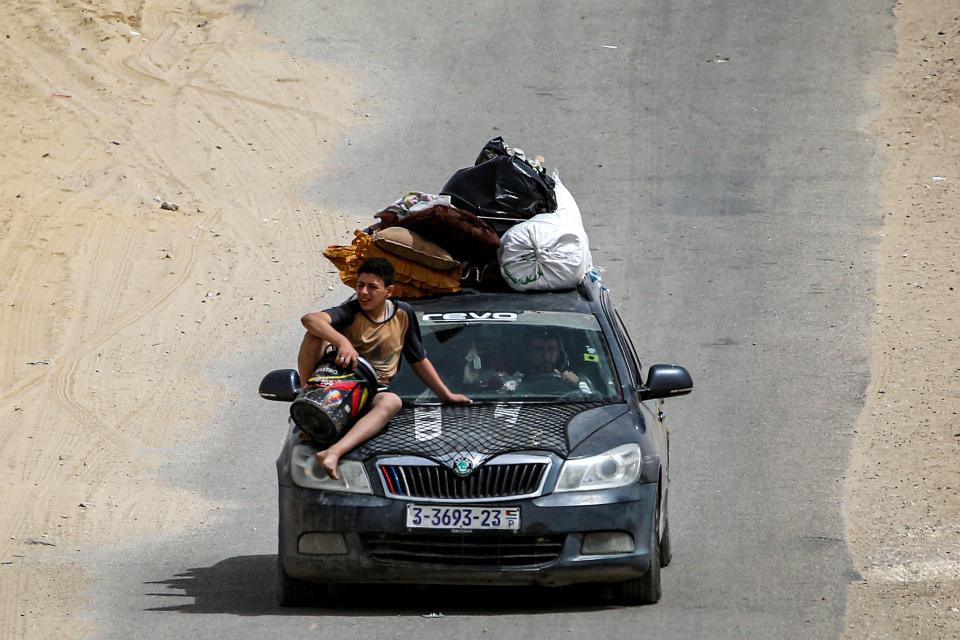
[844,1,960,638]
[0,1,365,637]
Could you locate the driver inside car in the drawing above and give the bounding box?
[519,331,592,394]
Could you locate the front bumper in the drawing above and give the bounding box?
[278,480,658,587]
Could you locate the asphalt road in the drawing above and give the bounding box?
[88,1,894,638]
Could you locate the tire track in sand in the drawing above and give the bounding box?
[0,208,220,560]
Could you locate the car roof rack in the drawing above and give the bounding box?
[393,276,601,307]
[576,278,596,302]
[446,277,596,300]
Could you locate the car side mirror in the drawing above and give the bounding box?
[259,369,300,402]
[640,364,693,401]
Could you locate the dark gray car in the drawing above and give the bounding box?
[259,280,693,606]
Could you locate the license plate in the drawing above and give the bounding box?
[405,505,520,531]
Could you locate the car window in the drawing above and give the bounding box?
[389,310,623,405]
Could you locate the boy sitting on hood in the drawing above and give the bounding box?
[298,257,471,479]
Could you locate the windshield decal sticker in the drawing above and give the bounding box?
[414,406,442,441]
[422,312,518,323]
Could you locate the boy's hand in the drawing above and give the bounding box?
[442,392,472,405]
[334,342,359,369]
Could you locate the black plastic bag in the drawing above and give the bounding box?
[440,138,557,222]
[474,136,513,164]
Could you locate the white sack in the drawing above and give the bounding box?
[498,175,591,291]
[551,172,593,270]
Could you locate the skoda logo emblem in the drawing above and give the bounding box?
[453,457,473,477]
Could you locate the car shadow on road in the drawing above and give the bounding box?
[145,554,617,616]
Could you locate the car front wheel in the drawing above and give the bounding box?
[659,493,672,568]
[611,499,662,605]
[277,555,325,607]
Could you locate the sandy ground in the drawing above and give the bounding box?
[0,0,365,637]
[843,0,960,638]
[0,0,957,639]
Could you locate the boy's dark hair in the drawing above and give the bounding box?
[358,257,395,286]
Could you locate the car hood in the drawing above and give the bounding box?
[352,402,629,473]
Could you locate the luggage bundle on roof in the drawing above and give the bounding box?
[323,137,595,295]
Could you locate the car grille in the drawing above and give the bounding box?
[362,532,565,567]
[378,462,548,500]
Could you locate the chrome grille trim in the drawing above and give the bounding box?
[376,454,551,502]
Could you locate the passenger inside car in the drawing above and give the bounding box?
[460,325,516,389]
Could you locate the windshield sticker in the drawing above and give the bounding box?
[422,312,518,323]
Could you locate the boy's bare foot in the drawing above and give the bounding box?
[315,449,340,480]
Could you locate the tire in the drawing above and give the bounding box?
[659,497,672,568]
[611,500,662,605]
[277,555,324,607]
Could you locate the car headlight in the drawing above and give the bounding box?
[555,443,642,492]
[290,445,373,494]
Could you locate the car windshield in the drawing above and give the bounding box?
[389,310,622,404]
